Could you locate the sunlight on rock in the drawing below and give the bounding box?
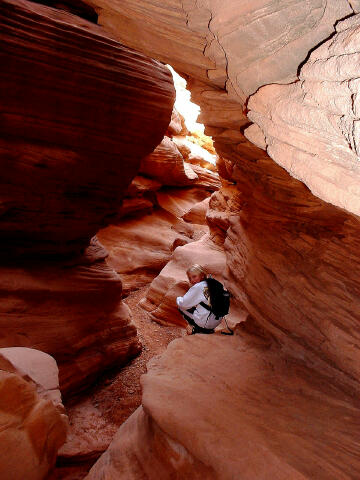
[167,65,217,165]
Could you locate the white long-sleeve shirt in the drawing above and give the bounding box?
[176,280,222,329]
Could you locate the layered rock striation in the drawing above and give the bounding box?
[4,0,360,478]
[82,1,360,478]
[140,234,246,329]
[98,107,220,294]
[1,0,174,257]
[0,239,141,395]
[86,332,360,480]
[0,0,174,394]
[246,14,360,216]
[89,0,360,392]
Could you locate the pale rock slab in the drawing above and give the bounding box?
[246,14,360,216]
[0,348,68,480]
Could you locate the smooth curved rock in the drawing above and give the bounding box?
[87,331,360,480]
[85,405,214,480]
[0,239,141,396]
[182,197,210,225]
[156,188,211,219]
[1,0,174,256]
[0,0,175,395]
[206,185,242,245]
[0,349,68,480]
[166,108,188,137]
[139,136,198,187]
[0,347,65,412]
[98,189,210,295]
[172,136,217,172]
[5,1,360,478]
[92,0,352,97]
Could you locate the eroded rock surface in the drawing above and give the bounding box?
[247,14,360,215]
[4,1,360,478]
[81,4,360,477]
[0,239,141,395]
[87,332,360,480]
[92,0,352,97]
[98,115,219,295]
[140,234,246,329]
[1,0,174,257]
[98,189,211,295]
[0,0,174,395]
[0,347,66,412]
[0,348,68,480]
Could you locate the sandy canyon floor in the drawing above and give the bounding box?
[50,286,184,480]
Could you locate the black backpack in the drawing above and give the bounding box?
[203,277,233,335]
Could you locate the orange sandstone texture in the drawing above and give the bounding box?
[0,0,174,394]
[86,332,360,480]
[90,0,360,393]
[0,239,141,396]
[98,114,220,294]
[1,0,174,257]
[92,0,352,96]
[98,188,211,295]
[82,2,360,478]
[0,348,68,480]
[246,15,360,216]
[140,234,246,329]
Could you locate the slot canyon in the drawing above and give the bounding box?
[1,0,360,479]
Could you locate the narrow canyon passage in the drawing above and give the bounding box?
[51,286,184,480]
[1,1,360,480]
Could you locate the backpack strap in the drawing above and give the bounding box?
[186,306,196,314]
[199,301,211,311]
[221,317,234,336]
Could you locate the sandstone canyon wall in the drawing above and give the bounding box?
[2,0,360,478]
[82,1,360,479]
[91,0,360,392]
[0,0,175,395]
[98,107,220,295]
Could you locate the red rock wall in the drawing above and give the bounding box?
[87,333,360,480]
[81,2,360,478]
[4,0,360,477]
[97,107,220,295]
[1,0,174,256]
[0,240,142,395]
[89,0,360,393]
[0,0,175,395]
[246,15,360,216]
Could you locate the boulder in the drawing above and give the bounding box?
[182,197,210,225]
[139,136,198,186]
[0,348,68,480]
[0,347,65,412]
